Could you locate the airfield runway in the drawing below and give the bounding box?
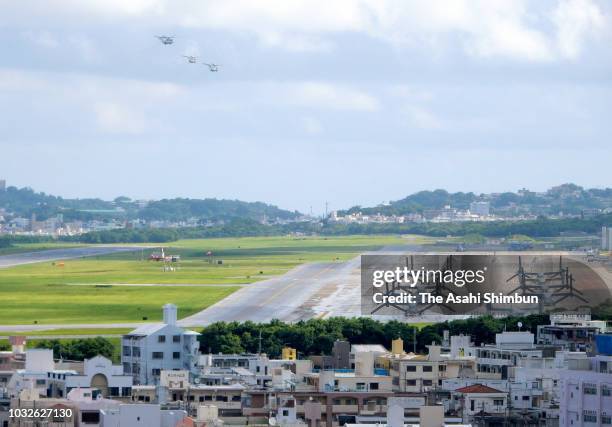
[0,246,144,269]
[1,245,608,333]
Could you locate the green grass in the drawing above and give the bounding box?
[0,235,422,325]
[0,328,133,336]
[0,242,86,256]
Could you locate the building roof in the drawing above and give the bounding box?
[455,384,504,394]
[126,323,167,336]
[352,344,388,353]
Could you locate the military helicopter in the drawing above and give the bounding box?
[182,55,198,64]
[203,63,221,72]
[155,35,175,45]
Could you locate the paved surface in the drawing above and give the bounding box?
[0,243,425,331]
[178,243,427,326]
[0,246,145,269]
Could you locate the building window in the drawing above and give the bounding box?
[109,387,119,396]
[173,335,181,343]
[132,347,141,357]
[370,383,379,390]
[122,346,131,357]
[173,352,181,359]
[423,366,433,372]
[439,365,446,371]
[406,380,417,386]
[152,368,161,376]
[152,352,164,359]
[583,412,597,423]
[123,363,131,374]
[158,335,166,343]
[601,415,611,425]
[603,387,611,396]
[406,365,417,372]
[584,385,597,395]
[493,399,504,406]
[81,412,100,423]
[423,380,433,386]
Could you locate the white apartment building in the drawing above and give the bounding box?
[467,332,548,379]
[559,354,612,427]
[602,226,612,251]
[537,313,609,352]
[8,350,132,400]
[121,304,200,385]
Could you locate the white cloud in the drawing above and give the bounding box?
[93,102,147,134]
[289,82,379,111]
[301,116,324,134]
[7,0,609,60]
[553,0,607,59]
[404,105,443,130]
[68,35,101,63]
[23,31,59,49]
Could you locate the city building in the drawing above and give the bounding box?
[559,335,612,427]
[469,201,490,217]
[603,226,612,251]
[536,312,609,352]
[7,350,132,400]
[386,339,476,393]
[121,304,200,385]
[450,384,507,422]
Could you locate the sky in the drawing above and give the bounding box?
[0,0,611,214]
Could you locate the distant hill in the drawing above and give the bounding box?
[0,186,299,222]
[338,184,612,217]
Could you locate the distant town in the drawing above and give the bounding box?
[1,180,611,237]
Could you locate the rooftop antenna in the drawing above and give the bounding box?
[258,329,262,355]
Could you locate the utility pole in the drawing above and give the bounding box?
[258,329,262,355]
[413,327,417,353]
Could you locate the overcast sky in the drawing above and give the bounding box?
[1,0,611,214]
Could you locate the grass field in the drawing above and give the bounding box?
[0,242,86,256]
[0,328,133,336]
[0,234,424,325]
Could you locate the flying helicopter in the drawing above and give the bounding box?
[182,55,198,64]
[155,35,175,45]
[203,63,221,72]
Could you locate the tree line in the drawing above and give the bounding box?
[197,314,553,358]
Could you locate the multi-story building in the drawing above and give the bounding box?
[602,226,612,251]
[537,313,609,352]
[449,384,508,423]
[467,332,551,379]
[7,350,132,401]
[387,341,476,393]
[559,335,612,427]
[470,201,490,217]
[121,304,200,385]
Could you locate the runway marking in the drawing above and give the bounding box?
[257,265,335,308]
